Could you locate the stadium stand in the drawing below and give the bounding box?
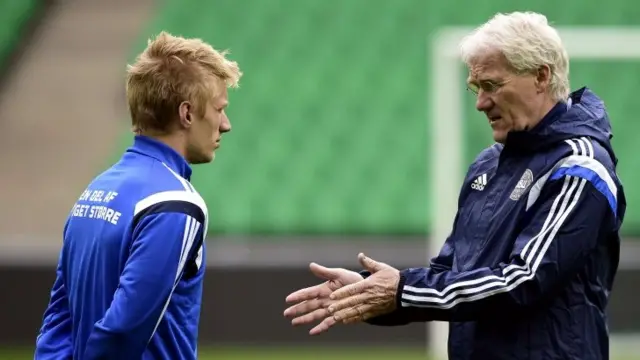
[0,0,155,243]
[115,0,640,236]
[0,0,42,74]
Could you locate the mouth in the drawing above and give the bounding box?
[488,115,502,125]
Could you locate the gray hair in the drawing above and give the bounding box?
[459,11,570,101]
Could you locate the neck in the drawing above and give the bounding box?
[528,96,560,129]
[138,130,187,159]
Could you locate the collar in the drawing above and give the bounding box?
[503,100,569,153]
[127,135,192,180]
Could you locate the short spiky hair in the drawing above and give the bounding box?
[126,31,242,133]
[460,11,570,101]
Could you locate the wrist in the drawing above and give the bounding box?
[395,270,407,309]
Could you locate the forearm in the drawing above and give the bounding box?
[35,261,73,359]
[369,181,612,325]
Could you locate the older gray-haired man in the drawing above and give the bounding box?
[284,11,626,360]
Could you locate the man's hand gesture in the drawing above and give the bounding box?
[327,253,400,326]
[283,262,363,335]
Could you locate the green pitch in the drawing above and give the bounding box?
[200,346,638,360]
[2,346,635,359]
[0,346,429,359]
[200,346,428,359]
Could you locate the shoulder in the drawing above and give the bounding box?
[465,143,502,178]
[454,144,502,205]
[536,136,621,216]
[128,159,203,208]
[134,190,206,216]
[473,143,503,164]
[121,161,208,225]
[550,137,618,185]
[557,137,613,166]
[133,164,208,226]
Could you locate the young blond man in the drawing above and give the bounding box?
[35,32,242,360]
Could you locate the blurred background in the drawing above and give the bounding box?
[0,0,639,359]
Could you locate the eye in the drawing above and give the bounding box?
[480,81,500,92]
[467,83,480,95]
[467,80,503,95]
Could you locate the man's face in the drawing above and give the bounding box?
[185,85,231,164]
[466,51,549,143]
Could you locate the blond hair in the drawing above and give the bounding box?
[459,11,570,101]
[126,31,242,133]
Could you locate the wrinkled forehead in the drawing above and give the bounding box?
[466,51,511,82]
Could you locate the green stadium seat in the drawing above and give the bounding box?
[116,0,640,236]
[0,0,42,72]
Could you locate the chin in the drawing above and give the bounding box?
[199,155,215,164]
[187,152,214,165]
[492,131,507,144]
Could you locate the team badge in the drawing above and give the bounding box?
[510,169,534,201]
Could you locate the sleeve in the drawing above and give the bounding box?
[359,241,454,279]
[361,209,459,281]
[34,259,73,360]
[367,154,619,325]
[83,194,206,359]
[427,226,456,273]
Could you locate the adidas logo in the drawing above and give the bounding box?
[471,173,487,191]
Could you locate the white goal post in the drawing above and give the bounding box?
[429,26,640,360]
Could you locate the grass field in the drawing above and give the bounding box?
[200,347,429,359]
[0,346,430,359]
[4,346,637,359]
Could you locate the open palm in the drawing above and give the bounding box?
[284,263,363,335]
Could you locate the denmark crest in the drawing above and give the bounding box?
[510,169,534,201]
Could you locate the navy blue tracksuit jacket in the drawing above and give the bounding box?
[366,87,626,360]
[35,136,208,359]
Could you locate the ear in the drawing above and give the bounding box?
[535,65,551,94]
[178,101,193,129]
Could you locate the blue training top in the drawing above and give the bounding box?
[35,135,208,360]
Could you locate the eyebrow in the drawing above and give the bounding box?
[469,77,501,84]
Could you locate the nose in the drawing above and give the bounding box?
[220,112,231,133]
[475,91,494,112]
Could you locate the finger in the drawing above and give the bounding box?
[284,297,325,318]
[338,304,377,324]
[330,280,369,301]
[285,283,325,303]
[342,315,365,325]
[332,302,371,322]
[358,252,383,272]
[309,314,339,336]
[328,293,368,314]
[333,307,361,323]
[309,262,340,281]
[291,307,329,326]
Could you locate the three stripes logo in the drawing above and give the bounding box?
[471,173,487,191]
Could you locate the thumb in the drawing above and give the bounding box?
[309,262,340,281]
[358,253,383,272]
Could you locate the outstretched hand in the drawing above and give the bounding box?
[327,253,400,326]
[283,262,363,335]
